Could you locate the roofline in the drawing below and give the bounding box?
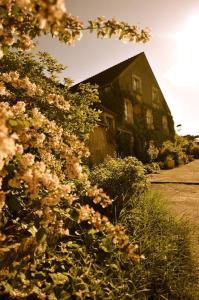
[72,52,145,88]
[113,52,146,85]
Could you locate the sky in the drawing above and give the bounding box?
[38,0,199,136]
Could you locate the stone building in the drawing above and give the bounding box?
[75,52,175,165]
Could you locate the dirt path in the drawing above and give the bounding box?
[149,160,199,268]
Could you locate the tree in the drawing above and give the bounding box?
[0,1,149,298]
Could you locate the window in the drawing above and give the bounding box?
[106,116,114,130]
[146,109,154,129]
[124,98,134,124]
[132,75,142,93]
[102,112,115,131]
[101,112,115,130]
[152,86,159,102]
[117,130,134,156]
[103,113,115,144]
[162,115,168,131]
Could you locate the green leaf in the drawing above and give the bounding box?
[6,197,23,212]
[99,244,109,253]
[110,263,119,270]
[0,7,7,18]
[8,119,18,127]
[2,45,9,55]
[27,225,37,237]
[88,228,97,235]
[50,273,68,285]
[12,4,20,15]
[66,242,79,249]
[36,227,46,243]
[48,292,57,300]
[34,271,46,280]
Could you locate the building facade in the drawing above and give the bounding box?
[75,52,175,165]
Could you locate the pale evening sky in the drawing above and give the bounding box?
[38,0,199,136]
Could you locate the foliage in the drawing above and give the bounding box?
[144,162,160,174]
[190,144,199,159]
[175,134,194,156]
[0,1,152,298]
[175,135,199,159]
[99,82,175,163]
[90,156,148,221]
[146,141,159,163]
[0,71,144,298]
[120,191,199,299]
[158,136,192,168]
[0,51,101,141]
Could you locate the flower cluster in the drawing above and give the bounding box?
[0,0,83,57]
[47,93,70,111]
[0,71,43,96]
[0,104,20,214]
[0,97,143,272]
[78,204,142,262]
[0,101,112,210]
[88,17,150,43]
[0,0,150,58]
[87,185,112,208]
[0,82,11,97]
[0,103,18,171]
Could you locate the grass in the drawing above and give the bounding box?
[120,190,199,299]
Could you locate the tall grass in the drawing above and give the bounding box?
[120,190,199,299]
[90,156,198,299]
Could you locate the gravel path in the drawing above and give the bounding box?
[149,160,199,268]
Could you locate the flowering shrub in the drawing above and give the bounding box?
[144,162,160,174]
[0,51,101,141]
[0,1,152,297]
[0,80,143,298]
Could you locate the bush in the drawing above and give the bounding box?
[120,191,199,299]
[147,141,159,163]
[191,144,199,159]
[90,156,148,220]
[0,61,140,298]
[144,162,160,174]
[158,139,189,168]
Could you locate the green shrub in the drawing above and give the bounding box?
[158,139,189,168]
[90,156,148,220]
[175,134,197,157]
[120,191,199,299]
[0,219,147,300]
[146,141,159,163]
[191,144,199,159]
[144,162,160,174]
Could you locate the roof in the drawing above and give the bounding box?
[72,52,144,88]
